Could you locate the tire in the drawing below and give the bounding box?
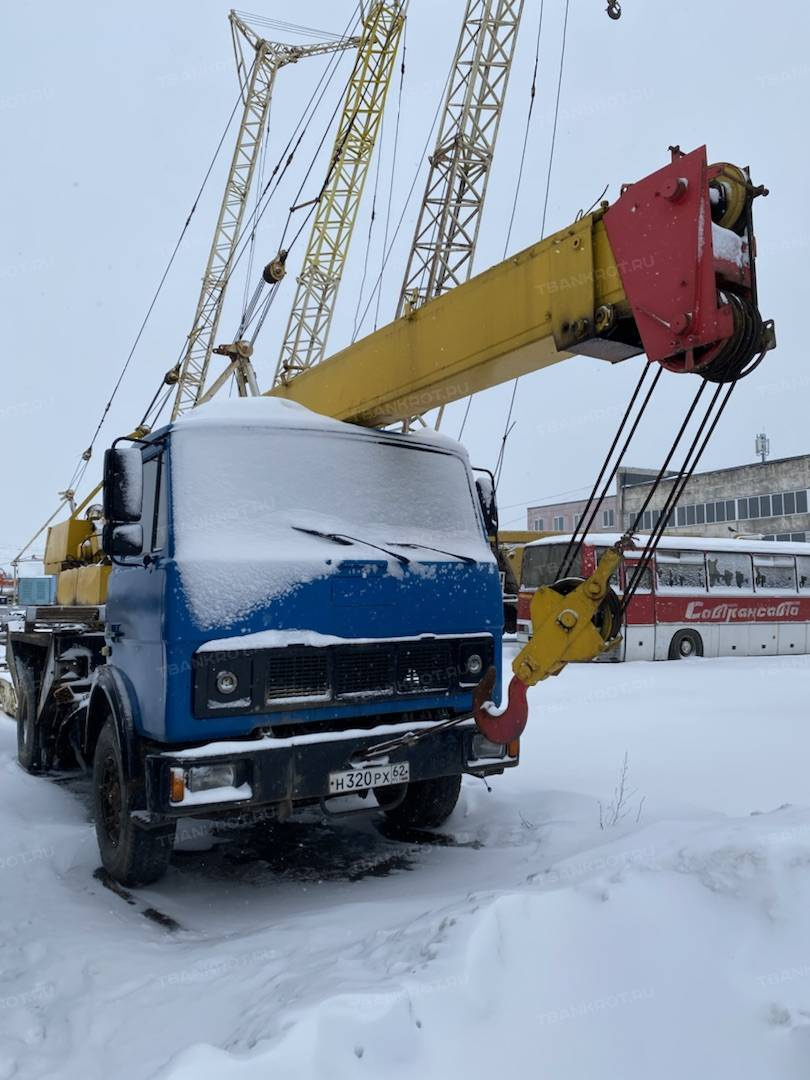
[16,661,43,774]
[668,629,703,660]
[92,716,175,886]
[376,773,462,830]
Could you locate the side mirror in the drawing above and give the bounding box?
[102,523,144,557]
[475,472,499,537]
[103,447,143,524]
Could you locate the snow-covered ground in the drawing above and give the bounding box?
[1,652,809,1079]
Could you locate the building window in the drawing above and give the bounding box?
[706,502,715,523]
[553,515,565,531]
[602,509,614,528]
[573,513,582,528]
[676,506,686,526]
[731,489,808,522]
[534,518,544,531]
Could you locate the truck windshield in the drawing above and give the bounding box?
[171,427,487,558]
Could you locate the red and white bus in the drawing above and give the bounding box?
[517,534,810,660]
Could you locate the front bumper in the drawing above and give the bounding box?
[144,719,518,817]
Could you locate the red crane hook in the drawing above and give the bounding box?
[472,667,529,744]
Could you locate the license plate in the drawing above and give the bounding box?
[328,761,410,794]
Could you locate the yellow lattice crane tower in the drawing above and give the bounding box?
[397,0,524,318]
[170,13,358,419]
[274,2,407,384]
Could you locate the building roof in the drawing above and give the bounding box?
[621,452,810,488]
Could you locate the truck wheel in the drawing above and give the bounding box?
[668,629,703,660]
[376,774,462,829]
[16,662,43,774]
[92,717,175,887]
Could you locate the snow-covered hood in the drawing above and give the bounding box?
[168,397,494,631]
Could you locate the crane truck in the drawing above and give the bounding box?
[5,143,773,885]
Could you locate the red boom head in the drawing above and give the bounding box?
[603,145,774,383]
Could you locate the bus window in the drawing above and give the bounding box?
[798,556,810,592]
[655,551,706,591]
[595,548,620,589]
[623,560,652,592]
[521,544,577,588]
[706,551,752,591]
[753,554,797,592]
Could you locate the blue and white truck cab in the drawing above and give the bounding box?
[7,398,517,885]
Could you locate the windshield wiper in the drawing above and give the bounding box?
[292,526,410,565]
[388,541,477,565]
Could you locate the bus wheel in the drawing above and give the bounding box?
[16,661,43,774]
[92,717,176,886]
[668,629,703,660]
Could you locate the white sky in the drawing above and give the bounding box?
[2,0,807,564]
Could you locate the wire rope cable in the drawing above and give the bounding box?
[67,82,246,488]
[352,60,453,341]
[487,0,570,466]
[459,0,545,442]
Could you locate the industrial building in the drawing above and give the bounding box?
[526,467,660,535]
[527,453,810,542]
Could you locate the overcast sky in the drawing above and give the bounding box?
[2,0,808,564]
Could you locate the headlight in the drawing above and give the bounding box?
[187,763,236,793]
[465,652,484,677]
[471,734,507,759]
[216,670,239,695]
[170,763,250,804]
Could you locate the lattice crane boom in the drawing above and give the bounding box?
[274,1,407,385]
[171,13,356,419]
[397,0,524,317]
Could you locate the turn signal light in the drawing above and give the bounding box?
[169,767,185,804]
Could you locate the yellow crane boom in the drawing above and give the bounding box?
[267,147,771,427]
[267,209,624,424]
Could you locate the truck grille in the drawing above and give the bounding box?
[334,650,394,697]
[265,653,329,702]
[396,642,453,693]
[194,635,493,718]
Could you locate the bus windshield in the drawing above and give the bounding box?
[521,544,578,588]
